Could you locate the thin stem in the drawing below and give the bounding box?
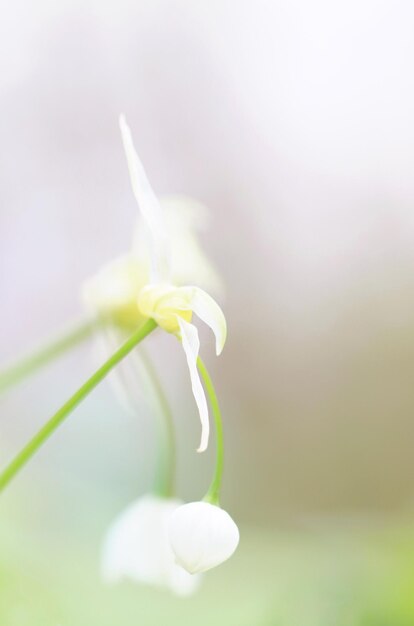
[139,348,176,498]
[197,356,224,506]
[0,319,97,394]
[0,319,157,493]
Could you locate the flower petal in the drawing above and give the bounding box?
[102,495,201,596]
[189,287,227,355]
[177,318,210,452]
[82,254,147,329]
[119,115,171,283]
[133,195,225,296]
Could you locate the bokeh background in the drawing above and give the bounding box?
[2,1,414,624]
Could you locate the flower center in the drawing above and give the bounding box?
[138,285,193,333]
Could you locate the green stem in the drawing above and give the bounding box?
[139,349,176,498]
[0,319,97,394]
[0,319,157,493]
[197,357,224,506]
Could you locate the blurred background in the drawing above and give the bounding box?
[2,0,414,624]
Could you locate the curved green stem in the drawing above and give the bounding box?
[197,357,224,506]
[0,319,97,394]
[0,319,157,493]
[138,348,176,498]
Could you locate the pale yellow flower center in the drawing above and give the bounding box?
[138,285,193,333]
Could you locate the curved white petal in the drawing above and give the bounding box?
[119,115,171,283]
[168,501,240,574]
[177,318,210,452]
[188,287,227,355]
[102,495,201,596]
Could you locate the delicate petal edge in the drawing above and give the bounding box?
[177,318,210,452]
[119,114,171,282]
[189,287,227,355]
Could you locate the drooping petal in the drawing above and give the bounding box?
[177,318,210,452]
[185,287,227,355]
[119,115,171,283]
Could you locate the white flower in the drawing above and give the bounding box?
[118,115,227,452]
[82,118,226,452]
[82,199,222,332]
[168,501,240,574]
[102,495,201,596]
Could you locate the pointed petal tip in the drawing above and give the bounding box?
[216,319,227,355]
[189,287,227,357]
[196,421,209,452]
[119,114,131,142]
[215,335,226,356]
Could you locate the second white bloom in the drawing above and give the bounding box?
[102,495,201,596]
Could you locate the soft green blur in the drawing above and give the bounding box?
[3,480,414,625]
[1,355,414,625]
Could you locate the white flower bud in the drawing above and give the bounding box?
[168,501,239,574]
